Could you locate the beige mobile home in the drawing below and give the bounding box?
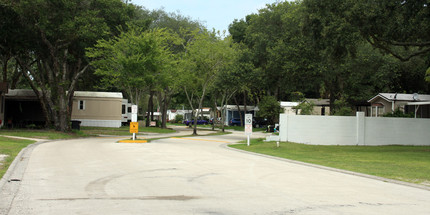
[72,91,123,128]
[368,93,430,117]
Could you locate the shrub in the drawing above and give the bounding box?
[175,114,184,122]
[258,95,283,124]
[293,101,314,115]
[383,109,414,118]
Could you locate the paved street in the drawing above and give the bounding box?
[1,130,430,214]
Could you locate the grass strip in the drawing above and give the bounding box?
[230,139,430,186]
[0,137,35,179]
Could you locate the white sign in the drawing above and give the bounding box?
[245,114,253,136]
[131,105,138,122]
[131,105,138,114]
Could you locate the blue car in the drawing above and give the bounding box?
[229,118,242,126]
[184,119,208,126]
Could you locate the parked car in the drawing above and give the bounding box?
[184,119,208,126]
[229,118,242,126]
[253,117,269,128]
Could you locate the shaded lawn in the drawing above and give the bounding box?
[0,129,86,139]
[0,137,35,179]
[230,140,430,186]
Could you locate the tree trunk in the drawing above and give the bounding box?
[2,56,9,82]
[160,88,171,129]
[243,91,247,124]
[146,91,154,127]
[10,63,22,89]
[234,96,243,126]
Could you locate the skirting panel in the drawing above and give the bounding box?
[73,119,121,128]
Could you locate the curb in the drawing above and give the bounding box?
[118,140,148,143]
[0,140,47,193]
[222,143,430,192]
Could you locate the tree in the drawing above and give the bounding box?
[258,96,282,124]
[7,0,134,131]
[147,9,204,128]
[179,30,233,135]
[344,0,430,62]
[210,37,239,131]
[87,26,178,127]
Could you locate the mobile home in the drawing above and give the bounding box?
[71,91,123,128]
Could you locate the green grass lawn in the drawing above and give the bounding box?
[0,129,87,139]
[230,139,430,186]
[0,137,35,179]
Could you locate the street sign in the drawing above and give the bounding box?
[245,114,253,136]
[131,105,138,114]
[131,105,138,122]
[130,122,139,133]
[245,114,252,146]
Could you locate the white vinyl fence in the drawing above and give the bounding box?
[279,113,430,146]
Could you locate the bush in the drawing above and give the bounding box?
[175,114,184,122]
[383,109,414,118]
[258,95,283,124]
[293,102,314,115]
[333,99,354,116]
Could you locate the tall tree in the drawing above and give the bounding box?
[8,0,134,131]
[345,0,430,62]
[87,26,178,127]
[179,30,233,135]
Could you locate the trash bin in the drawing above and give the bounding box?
[71,120,81,130]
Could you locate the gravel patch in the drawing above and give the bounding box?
[0,154,8,165]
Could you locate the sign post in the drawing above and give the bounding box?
[245,114,253,146]
[131,105,138,140]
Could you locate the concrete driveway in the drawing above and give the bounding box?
[1,131,430,214]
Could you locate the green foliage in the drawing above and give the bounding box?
[383,109,414,118]
[87,26,179,104]
[174,114,184,122]
[258,96,282,123]
[426,67,430,83]
[332,99,354,116]
[178,30,236,134]
[294,101,314,115]
[290,92,305,102]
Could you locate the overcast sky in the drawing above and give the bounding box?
[131,0,279,33]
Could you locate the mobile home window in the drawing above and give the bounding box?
[79,100,85,110]
[122,105,126,114]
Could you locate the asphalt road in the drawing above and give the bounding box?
[1,131,430,214]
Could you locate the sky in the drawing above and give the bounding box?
[131,0,279,33]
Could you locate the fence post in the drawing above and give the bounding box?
[356,112,365,145]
